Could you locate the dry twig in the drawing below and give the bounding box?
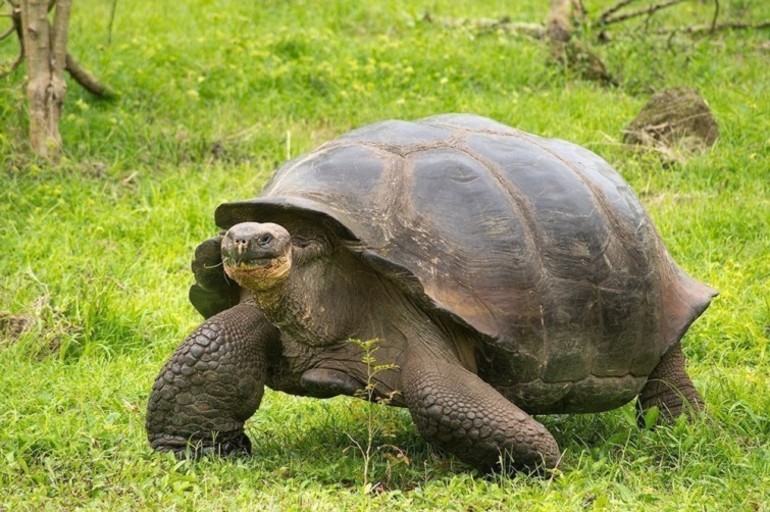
[0,0,23,78]
[599,0,689,26]
[598,0,640,25]
[710,0,719,34]
[594,0,769,43]
[1,23,15,41]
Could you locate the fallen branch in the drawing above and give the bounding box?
[427,5,770,43]
[599,0,689,26]
[423,14,547,39]
[599,0,641,25]
[656,20,770,36]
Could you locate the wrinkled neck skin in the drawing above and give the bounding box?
[241,230,477,404]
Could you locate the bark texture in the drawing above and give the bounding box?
[19,0,71,158]
[547,0,614,84]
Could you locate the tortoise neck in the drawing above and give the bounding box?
[249,245,479,375]
[249,287,283,317]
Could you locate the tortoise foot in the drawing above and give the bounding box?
[150,430,252,459]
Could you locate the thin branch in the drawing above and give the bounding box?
[710,0,719,34]
[65,52,117,98]
[0,0,22,78]
[1,1,21,40]
[0,51,22,77]
[0,24,14,40]
[598,0,641,25]
[50,1,117,98]
[50,0,70,76]
[601,0,689,26]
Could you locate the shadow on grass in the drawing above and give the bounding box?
[237,394,465,490]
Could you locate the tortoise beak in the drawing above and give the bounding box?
[221,222,291,269]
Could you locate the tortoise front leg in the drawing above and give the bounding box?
[401,344,560,473]
[146,303,279,457]
[637,343,704,424]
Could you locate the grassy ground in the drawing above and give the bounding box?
[1,0,769,510]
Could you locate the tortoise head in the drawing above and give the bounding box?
[221,222,292,291]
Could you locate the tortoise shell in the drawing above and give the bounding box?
[213,114,716,412]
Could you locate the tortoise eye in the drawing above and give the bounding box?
[257,234,273,247]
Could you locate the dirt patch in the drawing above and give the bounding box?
[0,296,79,356]
[0,312,34,345]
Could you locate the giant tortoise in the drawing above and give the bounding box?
[146,114,716,472]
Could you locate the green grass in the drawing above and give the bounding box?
[2,0,770,509]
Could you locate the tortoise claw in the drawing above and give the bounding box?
[150,431,252,460]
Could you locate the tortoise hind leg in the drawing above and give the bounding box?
[637,343,704,425]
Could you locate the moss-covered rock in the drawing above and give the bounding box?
[624,87,718,155]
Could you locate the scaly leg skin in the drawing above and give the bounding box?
[401,344,560,474]
[637,343,704,426]
[146,303,279,458]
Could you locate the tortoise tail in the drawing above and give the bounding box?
[660,263,717,351]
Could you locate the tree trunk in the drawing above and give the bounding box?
[546,0,576,46]
[547,0,614,85]
[20,0,71,159]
